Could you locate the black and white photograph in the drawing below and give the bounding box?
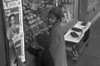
[0,0,100,66]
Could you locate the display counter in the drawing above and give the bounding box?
[64,21,91,63]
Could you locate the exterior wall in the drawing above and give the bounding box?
[0,4,7,66]
[78,0,88,21]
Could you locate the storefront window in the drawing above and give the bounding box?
[61,0,75,22]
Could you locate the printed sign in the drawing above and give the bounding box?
[3,0,25,62]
